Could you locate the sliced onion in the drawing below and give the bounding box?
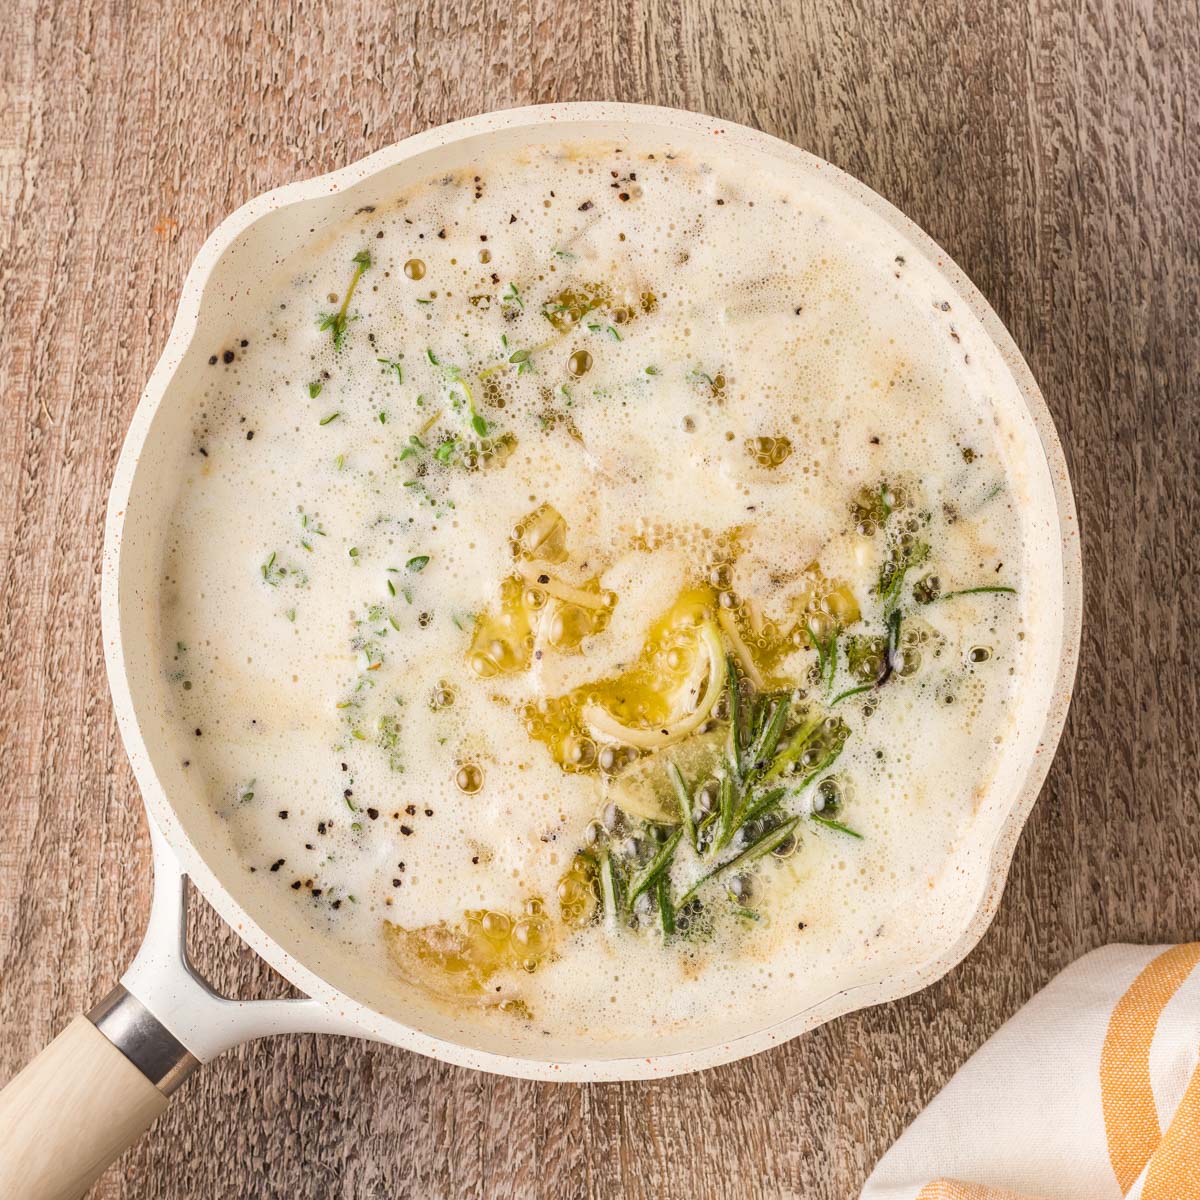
[582,622,724,751]
[717,607,765,690]
[519,569,610,610]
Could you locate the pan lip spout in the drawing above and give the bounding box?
[99,101,1083,1082]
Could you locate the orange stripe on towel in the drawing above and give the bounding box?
[1141,1053,1200,1200]
[915,1180,1041,1200]
[1099,943,1200,1193]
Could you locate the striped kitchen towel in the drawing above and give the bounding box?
[861,944,1200,1200]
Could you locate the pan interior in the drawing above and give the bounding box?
[109,111,1070,1068]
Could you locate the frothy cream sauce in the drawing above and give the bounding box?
[161,142,1031,1043]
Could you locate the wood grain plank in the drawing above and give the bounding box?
[1,1,1197,1197]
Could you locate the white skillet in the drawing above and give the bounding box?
[0,103,1082,1200]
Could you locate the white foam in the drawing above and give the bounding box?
[159,142,1035,1043]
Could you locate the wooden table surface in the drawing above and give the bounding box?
[2,2,1197,1197]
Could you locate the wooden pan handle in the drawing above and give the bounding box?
[0,989,196,1200]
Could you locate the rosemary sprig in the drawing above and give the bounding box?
[678,817,801,907]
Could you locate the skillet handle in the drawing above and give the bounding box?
[0,996,190,1200]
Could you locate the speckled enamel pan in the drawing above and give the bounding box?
[0,103,1081,1199]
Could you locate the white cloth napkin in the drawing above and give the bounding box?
[860,944,1200,1200]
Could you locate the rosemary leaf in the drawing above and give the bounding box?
[679,816,801,907]
[657,876,675,940]
[811,813,864,839]
[626,828,683,911]
[666,761,697,853]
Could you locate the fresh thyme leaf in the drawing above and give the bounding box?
[426,348,439,366]
[377,357,403,382]
[308,381,323,399]
[319,411,340,426]
[406,555,430,572]
[319,250,371,350]
[502,282,524,309]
